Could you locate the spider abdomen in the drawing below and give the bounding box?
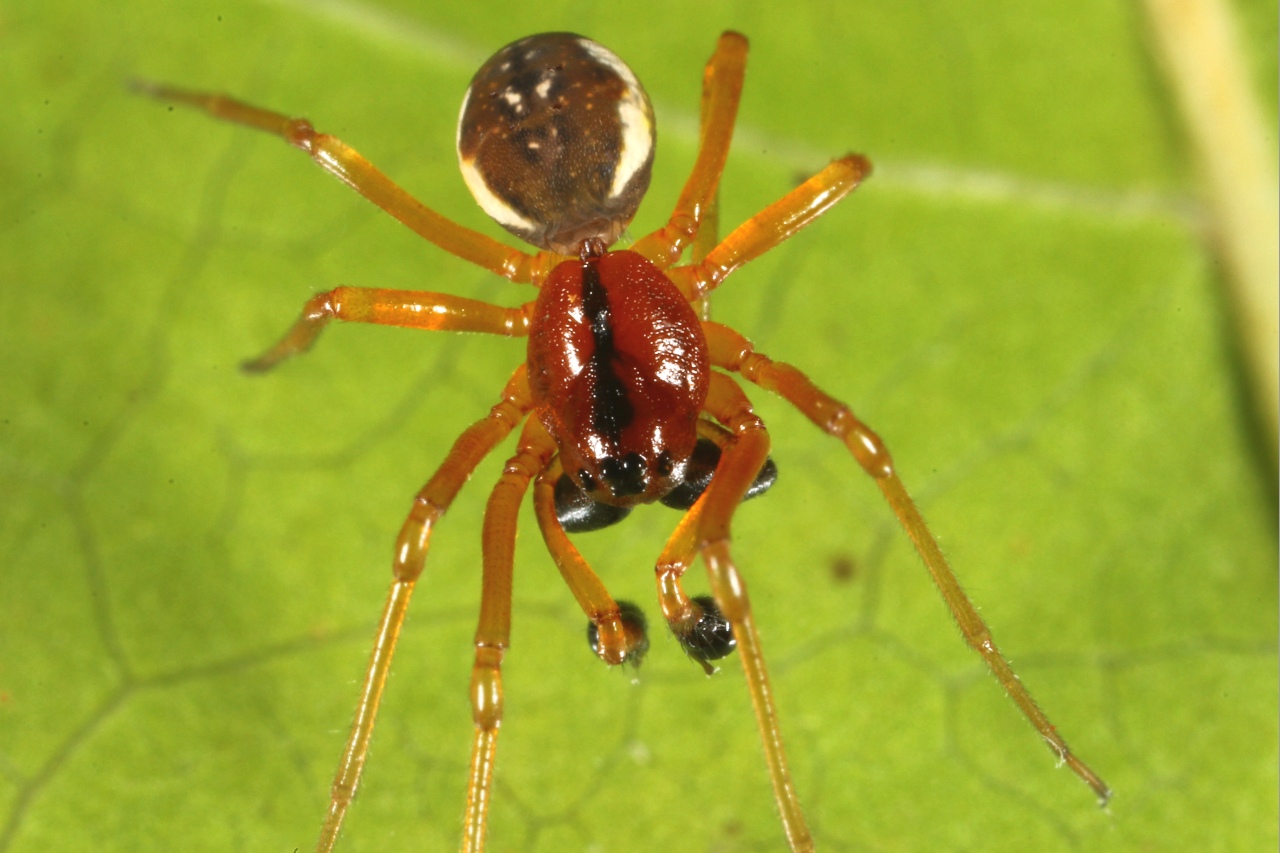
[457,33,655,255]
[528,250,708,506]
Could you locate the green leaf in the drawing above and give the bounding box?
[3,2,1275,852]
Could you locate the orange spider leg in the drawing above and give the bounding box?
[703,322,1114,804]
[242,287,533,372]
[668,154,872,302]
[532,458,649,665]
[687,51,728,319]
[632,31,747,269]
[131,80,562,285]
[689,189,719,320]
[699,372,813,853]
[314,366,533,853]
[462,416,560,853]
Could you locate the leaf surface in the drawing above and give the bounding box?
[2,2,1276,851]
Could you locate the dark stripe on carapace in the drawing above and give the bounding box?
[581,259,634,444]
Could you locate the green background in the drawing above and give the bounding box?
[2,1,1276,851]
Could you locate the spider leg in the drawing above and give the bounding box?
[130,80,560,284]
[462,416,560,853]
[690,195,719,321]
[699,372,813,853]
[314,366,533,853]
[668,154,871,301]
[703,322,1113,804]
[533,457,650,666]
[632,31,747,270]
[688,62,725,320]
[242,288,533,372]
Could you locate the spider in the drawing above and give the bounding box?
[136,31,1110,853]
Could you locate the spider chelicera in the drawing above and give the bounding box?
[136,31,1110,853]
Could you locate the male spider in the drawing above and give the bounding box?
[137,31,1110,852]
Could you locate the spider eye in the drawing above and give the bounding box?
[598,452,647,499]
[456,32,655,255]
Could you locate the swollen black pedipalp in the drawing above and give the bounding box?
[660,437,779,511]
[554,472,633,532]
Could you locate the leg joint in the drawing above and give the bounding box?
[284,118,317,150]
[469,652,505,730]
[831,410,894,479]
